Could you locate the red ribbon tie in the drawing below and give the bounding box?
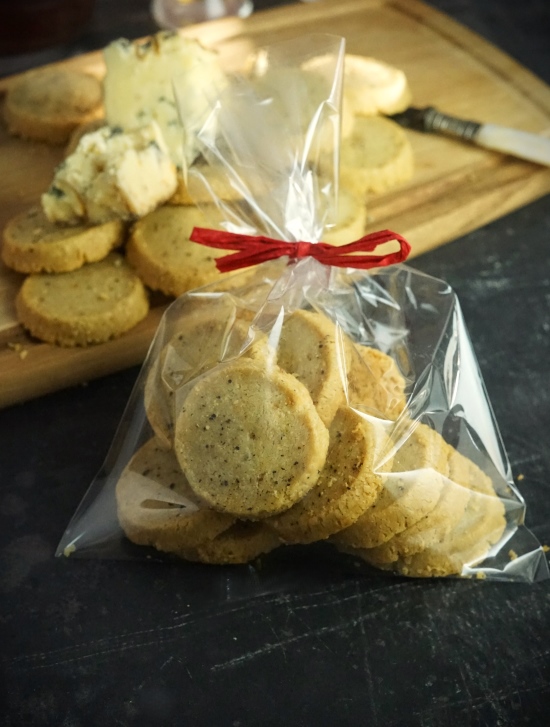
[189,227,411,273]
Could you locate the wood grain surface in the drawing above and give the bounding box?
[1,0,549,408]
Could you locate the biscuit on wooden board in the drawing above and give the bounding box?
[336,116,414,196]
[3,67,103,145]
[168,165,245,206]
[1,206,125,274]
[126,205,234,297]
[15,252,149,346]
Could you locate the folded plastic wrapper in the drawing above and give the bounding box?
[57,34,548,583]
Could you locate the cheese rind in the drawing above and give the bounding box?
[102,32,227,168]
[42,123,178,225]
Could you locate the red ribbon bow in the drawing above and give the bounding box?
[190,227,411,274]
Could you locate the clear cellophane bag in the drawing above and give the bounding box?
[57,35,548,583]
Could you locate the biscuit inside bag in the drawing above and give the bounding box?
[56,35,547,583]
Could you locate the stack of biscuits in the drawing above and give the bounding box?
[115,301,506,577]
[1,35,416,347]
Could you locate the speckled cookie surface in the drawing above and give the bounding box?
[336,116,414,196]
[333,422,448,549]
[276,309,348,427]
[126,205,232,297]
[267,408,391,544]
[15,252,149,346]
[347,344,407,419]
[116,439,235,554]
[145,303,265,448]
[2,206,125,274]
[4,67,103,144]
[174,358,329,518]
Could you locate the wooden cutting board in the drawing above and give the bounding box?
[1,0,550,409]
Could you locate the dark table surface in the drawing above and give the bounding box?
[1,1,550,725]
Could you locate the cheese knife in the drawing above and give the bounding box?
[389,106,550,167]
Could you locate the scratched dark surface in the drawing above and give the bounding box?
[1,1,550,726]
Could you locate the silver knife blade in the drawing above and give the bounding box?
[389,106,550,167]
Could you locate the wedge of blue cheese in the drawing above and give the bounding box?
[102,32,227,169]
[42,122,178,225]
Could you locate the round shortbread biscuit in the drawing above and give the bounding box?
[15,252,149,346]
[336,116,414,196]
[342,440,505,576]
[396,488,506,577]
[266,407,391,543]
[174,358,329,519]
[342,55,412,117]
[445,444,496,496]
[116,439,235,554]
[333,422,448,549]
[176,521,281,565]
[168,166,244,206]
[145,304,266,448]
[347,344,407,419]
[1,206,125,274]
[358,464,471,568]
[144,356,178,450]
[126,205,234,297]
[276,309,349,427]
[4,67,103,145]
[391,445,505,577]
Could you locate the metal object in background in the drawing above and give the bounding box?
[391,105,550,166]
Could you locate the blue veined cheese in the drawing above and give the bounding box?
[102,32,227,168]
[41,122,178,225]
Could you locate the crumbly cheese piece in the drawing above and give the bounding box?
[41,123,178,225]
[102,32,227,167]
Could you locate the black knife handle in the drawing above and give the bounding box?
[422,106,481,141]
